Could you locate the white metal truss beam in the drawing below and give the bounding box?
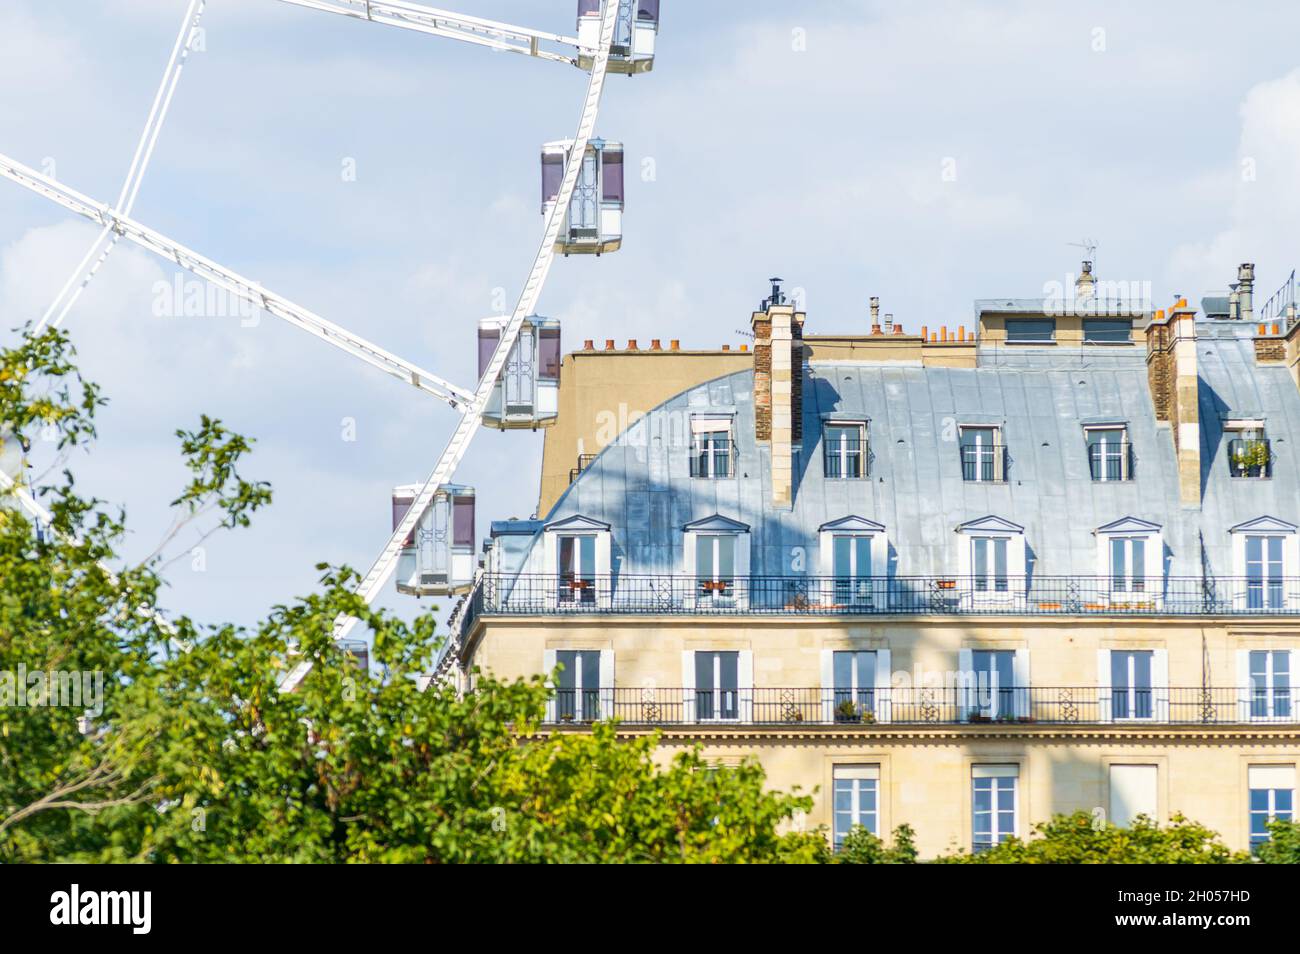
[37,0,207,333]
[313,0,620,673]
[0,154,476,408]
[273,0,595,67]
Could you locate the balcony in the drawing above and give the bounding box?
[1087,441,1134,481]
[473,574,1300,618]
[539,686,1298,726]
[960,444,1007,482]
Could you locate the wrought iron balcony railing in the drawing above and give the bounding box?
[542,686,1298,726]
[471,574,1300,620]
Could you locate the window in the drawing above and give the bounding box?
[1004,318,1055,343]
[557,534,596,604]
[832,534,873,605]
[824,422,866,478]
[1246,536,1285,610]
[1249,766,1295,852]
[554,650,601,721]
[833,766,879,849]
[972,537,1009,593]
[1110,537,1147,594]
[1111,650,1153,720]
[544,515,612,608]
[1083,319,1132,343]
[1250,650,1291,719]
[1227,423,1271,479]
[695,651,739,721]
[1109,765,1158,827]
[832,651,877,721]
[959,426,1004,482]
[689,417,732,478]
[972,765,1018,852]
[970,649,1015,718]
[1086,426,1131,481]
[695,534,737,600]
[957,517,1025,603]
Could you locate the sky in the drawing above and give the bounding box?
[2,0,1299,635]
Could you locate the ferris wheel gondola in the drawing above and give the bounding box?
[0,1,643,684]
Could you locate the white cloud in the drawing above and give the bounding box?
[1166,68,1300,298]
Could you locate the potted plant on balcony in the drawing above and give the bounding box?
[786,592,811,610]
[700,580,729,594]
[835,699,859,722]
[860,709,877,725]
[1231,440,1270,477]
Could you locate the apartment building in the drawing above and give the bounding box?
[444,265,1300,856]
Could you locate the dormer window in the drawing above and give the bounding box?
[683,515,751,609]
[689,417,733,478]
[818,516,888,609]
[959,426,1005,482]
[1094,517,1162,605]
[1226,420,1271,479]
[1229,517,1299,611]
[955,516,1026,604]
[542,514,612,608]
[823,421,867,478]
[1085,424,1132,481]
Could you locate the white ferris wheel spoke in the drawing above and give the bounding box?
[312,0,621,675]
[0,0,630,689]
[36,0,208,334]
[272,0,594,67]
[0,152,477,408]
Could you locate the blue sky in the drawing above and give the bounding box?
[2,0,1299,632]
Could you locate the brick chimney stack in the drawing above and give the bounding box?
[1145,299,1200,505]
[752,279,805,508]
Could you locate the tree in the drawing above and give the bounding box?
[1254,819,1300,864]
[0,330,824,863]
[835,824,918,864]
[939,812,1251,864]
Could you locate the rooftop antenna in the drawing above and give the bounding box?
[1068,238,1099,275]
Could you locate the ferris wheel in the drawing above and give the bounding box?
[0,0,660,678]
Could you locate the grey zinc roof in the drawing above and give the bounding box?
[533,336,1300,580]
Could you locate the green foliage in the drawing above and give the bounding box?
[1254,819,1300,863]
[0,332,823,863]
[835,824,917,864]
[171,415,271,530]
[939,811,1251,864]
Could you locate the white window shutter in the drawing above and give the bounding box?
[681,650,695,723]
[1152,648,1169,722]
[1146,535,1163,600]
[738,650,754,723]
[875,648,892,723]
[1013,648,1031,719]
[820,649,835,723]
[599,650,615,721]
[595,532,613,608]
[735,533,752,611]
[1237,649,1251,722]
[1097,649,1112,724]
[682,533,697,610]
[543,648,558,723]
[958,648,973,721]
[1290,651,1300,721]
